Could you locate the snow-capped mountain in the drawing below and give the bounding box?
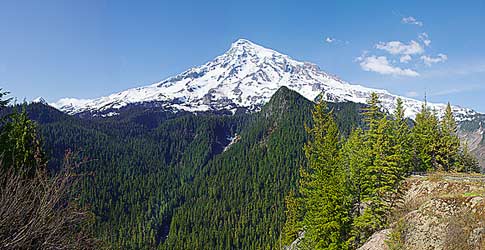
[52,39,478,120]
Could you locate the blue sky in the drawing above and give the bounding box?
[1,0,484,111]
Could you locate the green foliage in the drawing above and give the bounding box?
[412,99,441,171]
[28,87,363,249]
[289,92,476,250]
[21,86,477,249]
[342,128,368,218]
[412,101,478,173]
[386,219,406,250]
[457,141,480,173]
[352,117,404,246]
[437,103,461,171]
[0,104,45,177]
[346,95,405,248]
[298,101,351,249]
[362,92,384,131]
[0,92,96,249]
[392,98,413,174]
[282,190,301,246]
[0,89,11,108]
[161,87,315,249]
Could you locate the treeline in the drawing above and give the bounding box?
[283,93,479,249]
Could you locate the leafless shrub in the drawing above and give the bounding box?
[0,151,98,249]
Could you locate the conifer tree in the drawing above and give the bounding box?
[341,128,369,247]
[299,101,350,249]
[412,99,440,171]
[282,190,301,246]
[0,89,10,108]
[437,103,460,171]
[457,141,480,173]
[351,117,402,247]
[391,98,412,174]
[369,117,403,205]
[0,105,45,177]
[342,128,368,218]
[347,94,406,247]
[362,93,383,132]
[347,93,386,247]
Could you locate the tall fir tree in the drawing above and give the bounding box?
[299,101,351,250]
[347,93,386,247]
[348,94,405,247]
[341,128,370,247]
[351,117,403,247]
[342,128,369,218]
[0,105,45,178]
[412,99,440,171]
[391,98,412,174]
[281,190,301,246]
[437,103,461,171]
[362,92,383,132]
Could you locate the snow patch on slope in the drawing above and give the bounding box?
[223,134,240,152]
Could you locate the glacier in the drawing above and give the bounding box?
[52,39,479,121]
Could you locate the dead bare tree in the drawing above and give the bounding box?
[0,151,98,249]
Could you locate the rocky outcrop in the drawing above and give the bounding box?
[357,229,390,250]
[359,174,485,250]
[403,196,485,249]
[286,174,485,250]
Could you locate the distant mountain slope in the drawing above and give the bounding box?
[51,39,478,121]
[30,87,365,249]
[458,116,485,168]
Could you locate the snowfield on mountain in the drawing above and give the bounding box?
[52,39,478,121]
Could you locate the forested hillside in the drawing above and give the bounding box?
[26,87,363,249]
[283,93,480,249]
[4,85,481,250]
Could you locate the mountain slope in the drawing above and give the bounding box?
[459,116,485,167]
[30,87,365,249]
[52,39,478,121]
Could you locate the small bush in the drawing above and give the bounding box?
[386,218,407,250]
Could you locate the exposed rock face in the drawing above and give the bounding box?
[360,175,485,250]
[357,229,390,250]
[283,231,304,250]
[404,196,484,249]
[286,174,485,250]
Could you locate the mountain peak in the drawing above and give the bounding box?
[230,38,255,47]
[32,97,48,105]
[229,38,269,52]
[52,40,479,122]
[262,86,313,121]
[225,38,289,61]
